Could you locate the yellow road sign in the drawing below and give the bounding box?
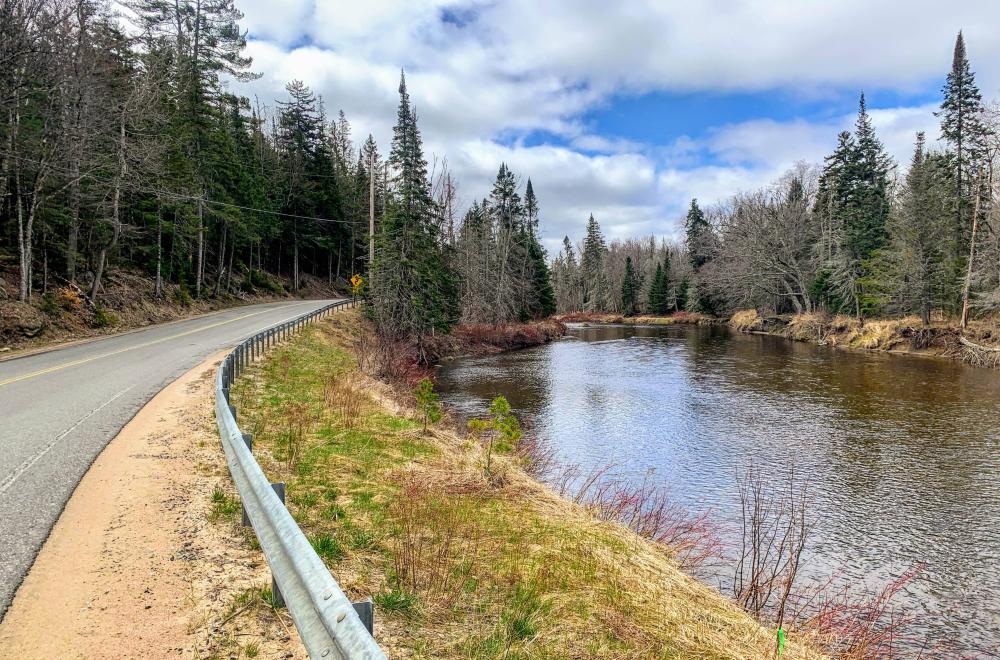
[350,274,363,288]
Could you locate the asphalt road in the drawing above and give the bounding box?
[0,299,338,619]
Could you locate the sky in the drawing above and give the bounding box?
[229,0,1000,253]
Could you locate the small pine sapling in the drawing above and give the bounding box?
[470,395,522,475]
[414,378,442,432]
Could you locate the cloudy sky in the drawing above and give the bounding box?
[229,1,1000,253]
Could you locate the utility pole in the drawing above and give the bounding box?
[368,147,375,279]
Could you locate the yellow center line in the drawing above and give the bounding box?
[0,302,314,388]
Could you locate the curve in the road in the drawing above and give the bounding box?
[0,299,339,619]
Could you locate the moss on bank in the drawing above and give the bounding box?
[231,309,824,659]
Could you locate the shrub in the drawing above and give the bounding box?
[730,309,763,332]
[56,287,83,312]
[413,378,442,432]
[172,285,193,307]
[92,306,120,328]
[247,268,284,294]
[469,395,521,476]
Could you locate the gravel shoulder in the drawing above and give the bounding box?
[0,352,302,659]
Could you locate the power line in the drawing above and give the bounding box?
[0,150,366,226]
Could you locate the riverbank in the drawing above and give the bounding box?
[556,309,1000,368]
[229,309,823,658]
[0,266,345,356]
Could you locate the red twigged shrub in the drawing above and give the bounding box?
[555,464,723,571]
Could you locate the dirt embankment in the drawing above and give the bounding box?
[0,353,301,659]
[0,267,346,356]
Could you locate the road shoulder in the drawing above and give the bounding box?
[0,352,301,659]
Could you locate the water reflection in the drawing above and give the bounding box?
[437,323,1000,653]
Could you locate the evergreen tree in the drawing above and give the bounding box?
[684,199,718,314]
[647,262,669,314]
[523,180,556,318]
[581,214,609,311]
[621,256,639,316]
[843,94,893,316]
[685,199,713,270]
[937,31,990,308]
[875,133,951,323]
[370,71,459,343]
[528,238,557,318]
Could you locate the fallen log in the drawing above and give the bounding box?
[959,335,1000,368]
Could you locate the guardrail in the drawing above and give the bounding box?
[214,297,387,659]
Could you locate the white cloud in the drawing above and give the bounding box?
[226,1,1000,249]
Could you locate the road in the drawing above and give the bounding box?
[0,299,337,618]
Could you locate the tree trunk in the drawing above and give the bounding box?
[196,197,204,297]
[67,160,81,281]
[90,113,126,302]
[225,234,234,294]
[212,222,226,297]
[960,173,984,329]
[155,208,163,297]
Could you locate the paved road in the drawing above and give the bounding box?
[0,299,337,618]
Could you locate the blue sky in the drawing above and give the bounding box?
[231,0,1000,252]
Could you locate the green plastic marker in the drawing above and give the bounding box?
[777,627,786,657]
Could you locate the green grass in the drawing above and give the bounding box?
[210,487,240,521]
[226,311,819,660]
[373,587,419,616]
[309,533,344,563]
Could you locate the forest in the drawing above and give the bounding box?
[552,33,1000,328]
[3,1,997,348]
[0,0,554,339]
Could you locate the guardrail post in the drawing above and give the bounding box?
[271,481,286,608]
[229,404,237,420]
[352,599,374,636]
[241,433,254,526]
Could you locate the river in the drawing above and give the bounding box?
[436,322,1000,654]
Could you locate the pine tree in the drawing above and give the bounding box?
[685,199,718,314]
[877,133,951,323]
[528,238,557,318]
[848,93,892,263]
[685,199,713,270]
[647,262,669,314]
[581,214,609,311]
[522,179,556,318]
[621,256,639,316]
[370,71,459,343]
[937,31,990,309]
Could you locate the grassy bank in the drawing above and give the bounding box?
[556,308,1000,368]
[728,308,1000,366]
[230,309,822,658]
[554,310,717,326]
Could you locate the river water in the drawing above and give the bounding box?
[436,323,1000,654]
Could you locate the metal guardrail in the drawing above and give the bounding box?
[214,298,387,659]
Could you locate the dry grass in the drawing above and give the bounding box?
[231,309,827,659]
[729,308,764,332]
[555,311,717,326]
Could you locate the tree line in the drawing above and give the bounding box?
[0,0,557,344]
[1,0,405,308]
[368,73,556,350]
[553,32,1000,326]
